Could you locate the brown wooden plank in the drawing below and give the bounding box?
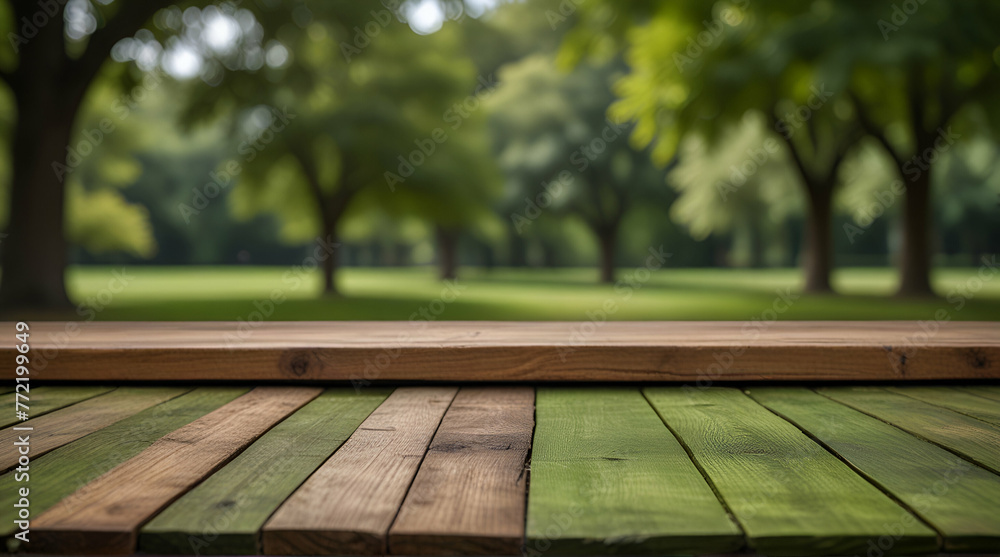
[30,386,321,555]
[0,386,115,428]
[6,321,999,381]
[388,387,534,555]
[262,387,458,555]
[0,387,188,471]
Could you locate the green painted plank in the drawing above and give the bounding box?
[887,386,1000,427]
[644,387,937,556]
[749,387,1000,552]
[526,388,742,556]
[0,386,115,428]
[955,386,1000,403]
[139,388,392,555]
[0,387,248,550]
[820,387,1000,475]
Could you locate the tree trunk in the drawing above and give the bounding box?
[748,218,764,268]
[597,228,617,284]
[320,218,339,296]
[802,187,834,293]
[897,168,935,297]
[436,227,458,281]
[0,1,172,312]
[0,87,80,310]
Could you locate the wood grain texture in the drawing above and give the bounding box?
[887,386,1000,426]
[0,387,187,471]
[262,387,458,555]
[644,387,938,556]
[527,388,742,555]
[6,321,1000,381]
[749,387,1000,552]
[389,387,534,555]
[957,385,1000,402]
[139,388,391,555]
[0,388,244,546]
[31,387,321,555]
[0,386,114,428]
[819,387,1000,475]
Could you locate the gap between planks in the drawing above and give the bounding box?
[30,387,321,555]
[261,387,458,555]
[388,387,535,556]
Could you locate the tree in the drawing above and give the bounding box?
[669,112,802,268]
[584,1,864,292]
[838,0,1000,295]
[0,0,313,309]
[487,54,668,283]
[589,0,1000,296]
[0,2,191,307]
[181,6,494,293]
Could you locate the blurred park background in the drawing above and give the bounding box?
[1,0,999,321]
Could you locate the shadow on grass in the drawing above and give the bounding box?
[54,292,1000,321]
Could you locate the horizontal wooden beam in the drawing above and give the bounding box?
[8,321,1000,382]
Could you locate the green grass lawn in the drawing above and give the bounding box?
[58,265,1000,321]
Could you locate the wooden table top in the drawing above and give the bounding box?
[2,384,999,556]
[7,321,1000,381]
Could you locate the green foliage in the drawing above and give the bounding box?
[173,5,500,246]
[487,53,669,237]
[670,112,800,239]
[66,184,156,258]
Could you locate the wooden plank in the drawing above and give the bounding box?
[955,385,1000,403]
[388,387,534,555]
[819,387,1000,475]
[0,387,245,546]
[749,387,1000,552]
[31,386,322,555]
[644,387,938,556]
[139,388,391,555]
[526,388,742,556]
[0,386,115,428]
[6,321,1000,381]
[0,386,188,471]
[262,387,458,555]
[886,386,1000,426]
